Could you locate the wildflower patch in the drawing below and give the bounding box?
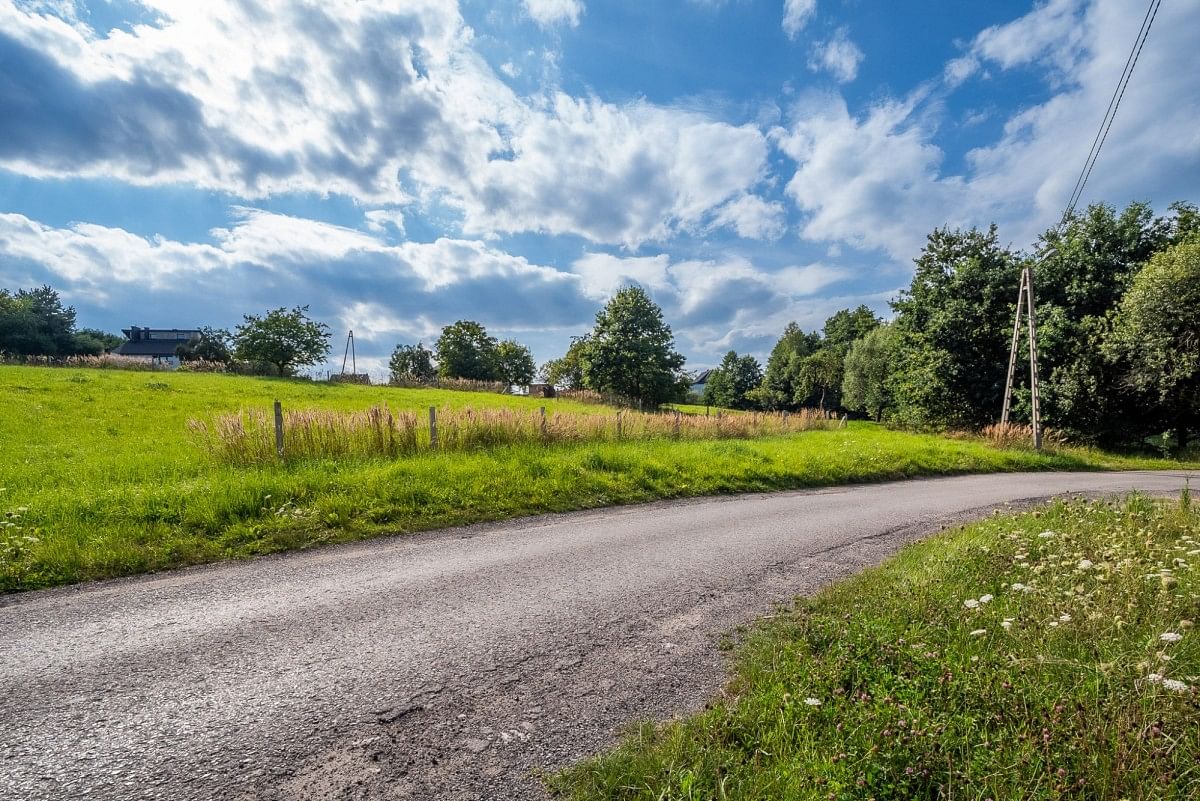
[554,494,1200,799]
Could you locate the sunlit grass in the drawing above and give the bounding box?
[1,365,1194,593]
[553,495,1200,800]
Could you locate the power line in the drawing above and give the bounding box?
[1060,0,1162,226]
[1003,0,1164,449]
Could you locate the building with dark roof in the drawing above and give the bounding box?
[689,369,713,397]
[115,326,201,368]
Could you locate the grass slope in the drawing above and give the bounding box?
[554,495,1200,800]
[0,366,1192,593]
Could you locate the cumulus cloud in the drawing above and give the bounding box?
[523,0,584,28]
[708,194,788,240]
[776,0,1200,259]
[0,209,592,369]
[807,28,864,83]
[782,0,816,40]
[568,250,847,356]
[0,0,773,248]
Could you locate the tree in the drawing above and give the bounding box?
[1104,235,1200,451]
[73,328,124,355]
[496,339,536,387]
[889,225,1023,429]
[758,322,820,410]
[1032,201,1174,444]
[388,342,436,384]
[176,327,233,363]
[795,347,844,411]
[0,285,78,356]
[435,320,500,381]
[703,350,762,410]
[233,306,330,376]
[842,324,900,421]
[582,286,685,408]
[822,305,880,349]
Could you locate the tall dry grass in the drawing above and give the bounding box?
[189,404,838,465]
[980,422,1065,449]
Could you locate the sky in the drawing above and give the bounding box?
[0,0,1197,378]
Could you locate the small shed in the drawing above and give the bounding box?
[527,383,556,398]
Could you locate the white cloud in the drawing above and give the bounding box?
[0,0,771,248]
[776,0,1200,259]
[568,250,847,356]
[523,0,584,28]
[709,194,787,240]
[363,209,406,236]
[782,0,816,40]
[807,27,863,83]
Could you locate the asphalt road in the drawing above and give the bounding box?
[1,470,1191,800]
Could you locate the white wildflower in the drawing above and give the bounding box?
[979,594,994,604]
[963,599,980,609]
[1077,559,1093,571]
[1059,614,1072,623]
[1001,620,1013,631]
[1160,632,1183,643]
[1146,673,1164,683]
[804,697,821,706]
[1011,582,1026,591]
[1038,531,1055,538]
[970,629,987,637]
[1162,679,1190,693]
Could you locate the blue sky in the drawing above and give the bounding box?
[1,0,1197,376]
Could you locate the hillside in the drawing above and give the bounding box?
[1,365,1193,593]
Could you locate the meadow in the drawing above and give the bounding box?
[1,365,1193,593]
[554,495,1200,800]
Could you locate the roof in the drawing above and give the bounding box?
[116,340,186,357]
[690,369,713,385]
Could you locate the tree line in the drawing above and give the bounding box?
[695,200,1198,451]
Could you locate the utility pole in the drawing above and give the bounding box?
[340,330,357,376]
[1000,264,1042,449]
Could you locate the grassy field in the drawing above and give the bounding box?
[0,365,1193,593]
[553,495,1200,800]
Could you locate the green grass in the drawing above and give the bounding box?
[0,365,1193,593]
[553,495,1200,800]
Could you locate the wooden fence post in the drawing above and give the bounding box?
[273,400,284,458]
[673,410,681,438]
[429,406,438,449]
[540,406,547,439]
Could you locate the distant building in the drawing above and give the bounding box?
[115,326,201,368]
[527,383,556,398]
[689,369,713,397]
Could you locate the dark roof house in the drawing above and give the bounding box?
[115,326,201,364]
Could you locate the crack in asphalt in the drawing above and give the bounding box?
[0,471,1189,800]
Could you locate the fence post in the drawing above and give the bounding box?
[673,410,681,439]
[616,411,623,440]
[273,400,284,458]
[540,406,547,439]
[429,406,438,449]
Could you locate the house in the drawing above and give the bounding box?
[115,326,201,368]
[689,369,713,397]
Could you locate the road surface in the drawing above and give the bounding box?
[0,470,1191,800]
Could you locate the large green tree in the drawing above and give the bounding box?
[702,350,762,410]
[496,339,536,386]
[233,306,330,376]
[582,286,685,408]
[388,342,436,384]
[842,323,900,421]
[1032,201,1174,444]
[0,285,78,356]
[758,322,822,410]
[435,320,500,381]
[890,225,1023,429]
[1104,235,1200,451]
